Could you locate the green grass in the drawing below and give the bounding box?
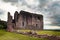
[36,30,60,36]
[0,30,48,40]
[19,30,60,36]
[0,30,60,40]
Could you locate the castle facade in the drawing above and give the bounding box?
[7,10,43,32]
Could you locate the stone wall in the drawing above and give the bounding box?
[15,11,43,30]
[7,12,13,32]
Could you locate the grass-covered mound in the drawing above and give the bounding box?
[0,30,48,40]
[19,30,60,36]
[36,30,60,36]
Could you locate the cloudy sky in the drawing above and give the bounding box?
[0,0,60,29]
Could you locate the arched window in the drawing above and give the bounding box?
[38,16,40,20]
[36,24,38,27]
[22,22,24,26]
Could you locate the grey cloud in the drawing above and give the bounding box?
[19,0,27,5]
[38,0,49,8]
[18,0,50,12]
[3,0,18,3]
[0,9,4,15]
[2,0,18,6]
[46,1,60,26]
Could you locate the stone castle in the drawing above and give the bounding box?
[7,10,43,32]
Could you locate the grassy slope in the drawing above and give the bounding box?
[0,30,48,40]
[36,30,60,36]
[19,30,60,36]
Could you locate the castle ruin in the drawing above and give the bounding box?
[7,10,43,32]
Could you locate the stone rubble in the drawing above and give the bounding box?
[14,30,60,40]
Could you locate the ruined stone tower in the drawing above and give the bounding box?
[7,12,13,32]
[7,10,43,32]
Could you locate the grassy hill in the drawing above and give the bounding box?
[19,30,60,36]
[0,30,60,40]
[0,30,48,40]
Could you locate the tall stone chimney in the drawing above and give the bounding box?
[14,11,18,23]
[7,12,13,32]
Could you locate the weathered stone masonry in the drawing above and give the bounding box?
[7,10,43,32]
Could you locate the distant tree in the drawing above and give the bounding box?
[0,20,7,29]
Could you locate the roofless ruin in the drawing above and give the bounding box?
[7,10,43,32]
